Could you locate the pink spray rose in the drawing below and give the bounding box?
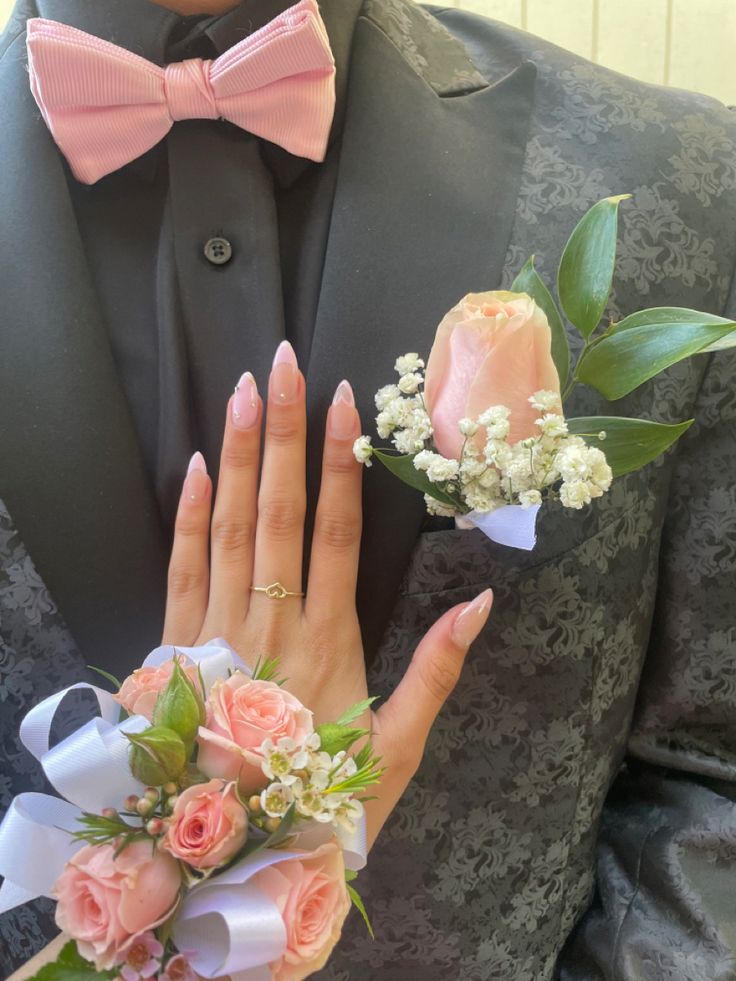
[163,779,248,869]
[252,840,351,981]
[54,841,181,971]
[114,658,201,720]
[424,290,562,457]
[197,674,313,794]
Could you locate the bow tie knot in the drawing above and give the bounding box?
[164,59,220,122]
[25,0,336,184]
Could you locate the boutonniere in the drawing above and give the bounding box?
[353,194,736,549]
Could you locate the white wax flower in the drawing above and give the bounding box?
[260,782,295,818]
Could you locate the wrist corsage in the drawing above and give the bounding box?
[0,643,380,980]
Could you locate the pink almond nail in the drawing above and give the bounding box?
[328,380,357,439]
[184,452,209,503]
[270,340,299,404]
[451,589,493,648]
[232,371,259,430]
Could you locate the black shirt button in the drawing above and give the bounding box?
[204,236,233,265]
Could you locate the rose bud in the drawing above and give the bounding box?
[126,726,187,786]
[152,657,206,754]
[424,290,562,457]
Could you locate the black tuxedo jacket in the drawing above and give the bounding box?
[1,0,735,977]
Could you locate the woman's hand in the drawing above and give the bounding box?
[161,341,493,847]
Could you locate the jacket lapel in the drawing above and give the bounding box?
[304,5,537,660]
[0,0,168,675]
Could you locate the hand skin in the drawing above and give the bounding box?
[10,345,493,979]
[161,343,493,848]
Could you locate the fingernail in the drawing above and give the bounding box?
[270,340,299,404]
[328,379,357,440]
[184,451,209,503]
[451,589,493,648]
[232,371,259,430]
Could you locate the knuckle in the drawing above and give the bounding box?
[314,512,360,551]
[266,415,300,445]
[417,651,461,705]
[167,565,206,599]
[211,518,255,555]
[323,448,358,477]
[174,513,205,539]
[221,439,259,472]
[259,497,304,541]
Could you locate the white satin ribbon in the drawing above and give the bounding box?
[456,503,541,550]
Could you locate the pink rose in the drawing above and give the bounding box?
[424,290,562,457]
[197,674,313,793]
[115,659,201,720]
[163,779,247,869]
[54,841,181,971]
[253,841,351,981]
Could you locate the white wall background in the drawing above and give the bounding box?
[1,0,734,104]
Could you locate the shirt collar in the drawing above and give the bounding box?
[37,0,362,189]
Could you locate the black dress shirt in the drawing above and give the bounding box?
[62,0,362,531]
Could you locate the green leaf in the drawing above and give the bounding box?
[557,194,631,339]
[347,884,375,939]
[611,306,736,353]
[315,723,369,756]
[372,450,458,508]
[251,655,285,684]
[511,255,570,387]
[345,869,359,882]
[86,665,122,691]
[28,940,115,981]
[576,321,736,399]
[566,416,694,477]
[336,697,378,727]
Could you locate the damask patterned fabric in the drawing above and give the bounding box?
[1,0,735,978]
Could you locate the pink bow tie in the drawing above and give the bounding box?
[25,0,336,185]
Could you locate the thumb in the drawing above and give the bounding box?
[376,588,493,769]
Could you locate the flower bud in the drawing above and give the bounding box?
[248,796,262,813]
[126,726,187,786]
[124,794,139,812]
[101,807,118,819]
[163,782,178,795]
[136,797,154,817]
[152,657,205,754]
[146,817,166,836]
[167,795,179,811]
[144,787,160,803]
[264,817,281,833]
